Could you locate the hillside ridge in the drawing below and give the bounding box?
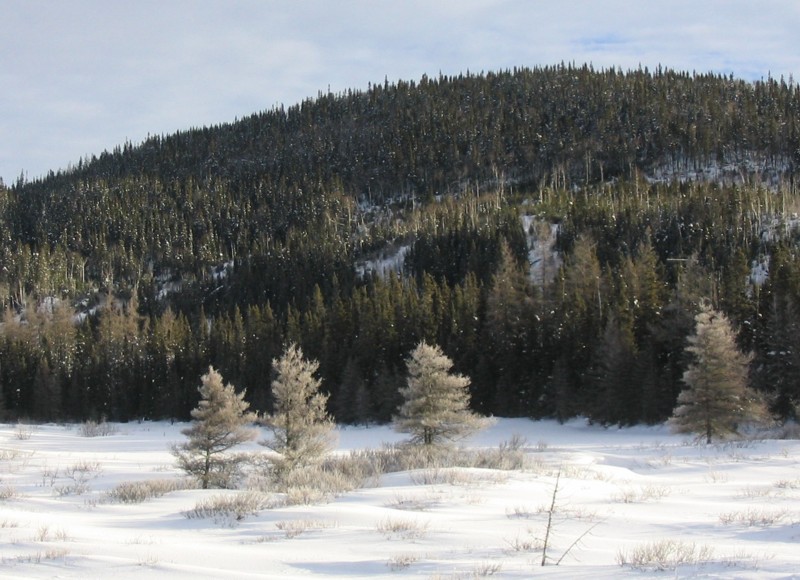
[0,64,798,425]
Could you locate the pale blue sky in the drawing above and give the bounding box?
[2,0,798,185]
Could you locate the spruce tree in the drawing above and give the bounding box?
[758,290,800,420]
[172,366,257,489]
[586,311,638,425]
[670,303,766,443]
[260,344,336,471]
[485,240,535,415]
[394,341,484,446]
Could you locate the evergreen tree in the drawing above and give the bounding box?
[586,311,638,425]
[32,359,60,421]
[172,366,257,489]
[555,236,605,409]
[670,303,767,443]
[547,355,578,422]
[371,362,404,423]
[260,344,336,471]
[394,341,484,446]
[148,307,192,420]
[334,356,370,424]
[242,302,283,413]
[485,240,536,415]
[758,292,800,419]
[94,294,145,419]
[1,67,799,425]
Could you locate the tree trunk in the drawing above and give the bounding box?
[203,450,211,489]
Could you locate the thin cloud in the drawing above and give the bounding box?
[1,0,798,184]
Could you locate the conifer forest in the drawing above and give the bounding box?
[1,64,800,426]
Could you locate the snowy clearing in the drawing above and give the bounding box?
[0,419,798,579]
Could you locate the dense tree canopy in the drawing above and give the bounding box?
[1,65,799,426]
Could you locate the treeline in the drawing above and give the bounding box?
[1,64,800,424]
[3,178,800,424]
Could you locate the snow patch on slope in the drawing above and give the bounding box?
[522,215,561,286]
[355,243,410,279]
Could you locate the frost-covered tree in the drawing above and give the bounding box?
[670,303,766,443]
[395,341,484,446]
[172,366,257,489]
[260,344,336,471]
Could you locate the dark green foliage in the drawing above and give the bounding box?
[751,245,800,419]
[758,293,800,419]
[484,241,540,415]
[0,65,799,424]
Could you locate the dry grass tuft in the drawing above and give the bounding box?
[617,539,715,571]
[107,478,190,503]
[376,517,430,540]
[183,491,274,524]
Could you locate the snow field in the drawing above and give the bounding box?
[0,419,798,578]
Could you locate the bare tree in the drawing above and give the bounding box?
[670,303,767,443]
[260,344,336,472]
[394,341,485,446]
[172,366,257,489]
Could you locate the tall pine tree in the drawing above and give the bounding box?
[670,303,766,443]
[260,344,336,472]
[394,341,484,446]
[172,366,257,489]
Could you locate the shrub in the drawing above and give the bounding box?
[504,530,544,553]
[78,419,119,437]
[333,438,532,482]
[410,467,507,486]
[247,436,532,507]
[376,517,429,540]
[718,508,789,527]
[471,437,530,471]
[107,479,189,503]
[53,460,103,496]
[387,553,420,571]
[183,491,272,523]
[0,483,18,501]
[274,518,336,539]
[774,478,800,490]
[277,463,362,505]
[14,421,33,440]
[472,561,503,577]
[617,539,715,571]
[386,492,440,511]
[613,484,671,503]
[256,451,385,506]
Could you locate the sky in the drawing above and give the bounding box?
[2,0,799,186]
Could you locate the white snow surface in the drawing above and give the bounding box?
[522,215,561,287]
[0,419,798,578]
[355,244,411,279]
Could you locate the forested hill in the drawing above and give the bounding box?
[1,64,800,425]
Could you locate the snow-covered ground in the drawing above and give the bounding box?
[0,419,798,579]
